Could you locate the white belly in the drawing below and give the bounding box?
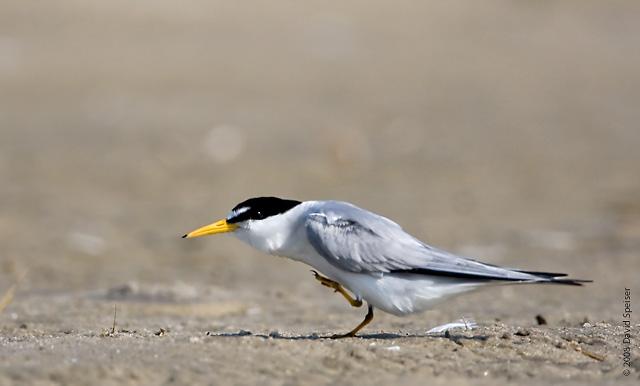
[293,252,483,316]
[338,271,484,316]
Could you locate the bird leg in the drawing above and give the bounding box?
[330,305,374,339]
[311,270,362,307]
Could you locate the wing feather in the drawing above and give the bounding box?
[305,201,571,282]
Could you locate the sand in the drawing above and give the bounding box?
[1,1,639,384]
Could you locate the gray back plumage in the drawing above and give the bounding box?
[305,201,582,283]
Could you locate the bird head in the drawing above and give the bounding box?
[182,197,302,239]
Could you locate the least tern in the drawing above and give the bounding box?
[183,197,590,338]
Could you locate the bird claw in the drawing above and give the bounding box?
[311,270,363,308]
[311,270,339,290]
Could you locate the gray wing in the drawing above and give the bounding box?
[305,201,564,282]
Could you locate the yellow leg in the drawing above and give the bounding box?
[311,270,362,308]
[331,305,374,339]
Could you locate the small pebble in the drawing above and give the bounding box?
[500,332,512,340]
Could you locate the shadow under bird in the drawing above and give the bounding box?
[183,197,591,338]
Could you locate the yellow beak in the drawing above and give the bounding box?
[182,219,240,238]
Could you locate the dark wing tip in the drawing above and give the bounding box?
[520,270,592,286]
[393,268,592,286]
[181,234,188,238]
[520,270,568,278]
[547,278,593,286]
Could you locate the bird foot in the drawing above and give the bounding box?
[326,305,375,339]
[311,270,362,308]
[329,332,357,339]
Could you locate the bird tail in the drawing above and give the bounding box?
[518,270,592,286]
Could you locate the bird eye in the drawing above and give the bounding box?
[256,211,263,219]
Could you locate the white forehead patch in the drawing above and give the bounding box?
[227,206,250,221]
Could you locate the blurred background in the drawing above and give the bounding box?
[1,1,639,324]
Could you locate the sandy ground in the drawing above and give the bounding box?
[1,1,639,385]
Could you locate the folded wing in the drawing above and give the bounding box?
[305,201,589,285]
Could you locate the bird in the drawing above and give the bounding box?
[183,196,590,338]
